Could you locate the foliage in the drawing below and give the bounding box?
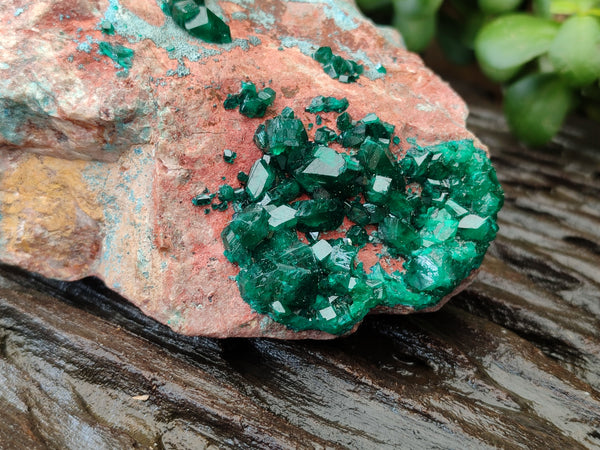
[357,0,600,145]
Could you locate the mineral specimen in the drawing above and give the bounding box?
[0,0,500,338]
[215,106,504,335]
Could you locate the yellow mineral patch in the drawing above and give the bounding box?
[0,153,103,270]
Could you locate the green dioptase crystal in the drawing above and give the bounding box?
[312,46,363,83]
[267,205,298,231]
[358,138,397,177]
[346,225,369,246]
[100,20,115,35]
[311,239,334,262]
[294,198,345,232]
[336,112,353,132]
[314,127,337,144]
[245,159,275,201]
[223,149,237,164]
[294,146,347,193]
[218,184,235,202]
[313,46,333,64]
[98,42,134,71]
[380,216,419,254]
[365,175,392,205]
[263,115,308,156]
[225,82,276,118]
[166,0,232,44]
[305,96,349,114]
[192,193,213,206]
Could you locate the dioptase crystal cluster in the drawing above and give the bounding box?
[224,82,277,118]
[212,99,504,335]
[162,0,232,44]
[313,47,364,83]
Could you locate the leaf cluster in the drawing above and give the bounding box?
[357,0,600,145]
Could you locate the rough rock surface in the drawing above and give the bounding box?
[0,0,485,338]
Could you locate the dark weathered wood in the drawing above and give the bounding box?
[1,84,599,449]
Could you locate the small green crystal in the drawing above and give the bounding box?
[263,115,308,156]
[192,193,213,206]
[245,159,275,201]
[166,0,232,44]
[314,127,337,144]
[100,20,115,35]
[267,205,298,231]
[294,198,345,232]
[306,96,349,113]
[225,82,276,118]
[346,225,369,246]
[218,184,235,202]
[223,149,237,164]
[313,47,363,83]
[365,175,392,205]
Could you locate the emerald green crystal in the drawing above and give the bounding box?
[294,146,346,193]
[314,46,333,64]
[380,216,419,254]
[98,42,134,70]
[216,94,504,335]
[223,149,237,164]
[311,239,333,262]
[457,214,498,242]
[265,204,296,230]
[306,96,349,113]
[225,82,276,118]
[346,225,369,246]
[265,178,301,206]
[324,240,359,273]
[339,122,366,148]
[376,64,387,74]
[336,112,353,131]
[314,127,337,144]
[100,20,115,35]
[358,138,397,177]
[294,198,345,232]
[365,175,392,205]
[167,0,232,44]
[263,115,308,156]
[192,192,213,206]
[218,184,235,202]
[245,159,275,201]
[312,47,363,83]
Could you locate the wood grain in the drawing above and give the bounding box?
[0,84,599,449]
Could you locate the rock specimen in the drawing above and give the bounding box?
[0,0,502,338]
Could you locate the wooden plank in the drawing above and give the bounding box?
[0,86,599,449]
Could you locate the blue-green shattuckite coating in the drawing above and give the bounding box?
[214,106,504,335]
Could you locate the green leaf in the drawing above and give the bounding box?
[474,14,560,81]
[504,73,573,146]
[392,0,443,16]
[393,13,437,52]
[550,0,599,15]
[533,0,552,18]
[548,15,600,87]
[478,0,523,15]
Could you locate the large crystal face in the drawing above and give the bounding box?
[208,95,504,335]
